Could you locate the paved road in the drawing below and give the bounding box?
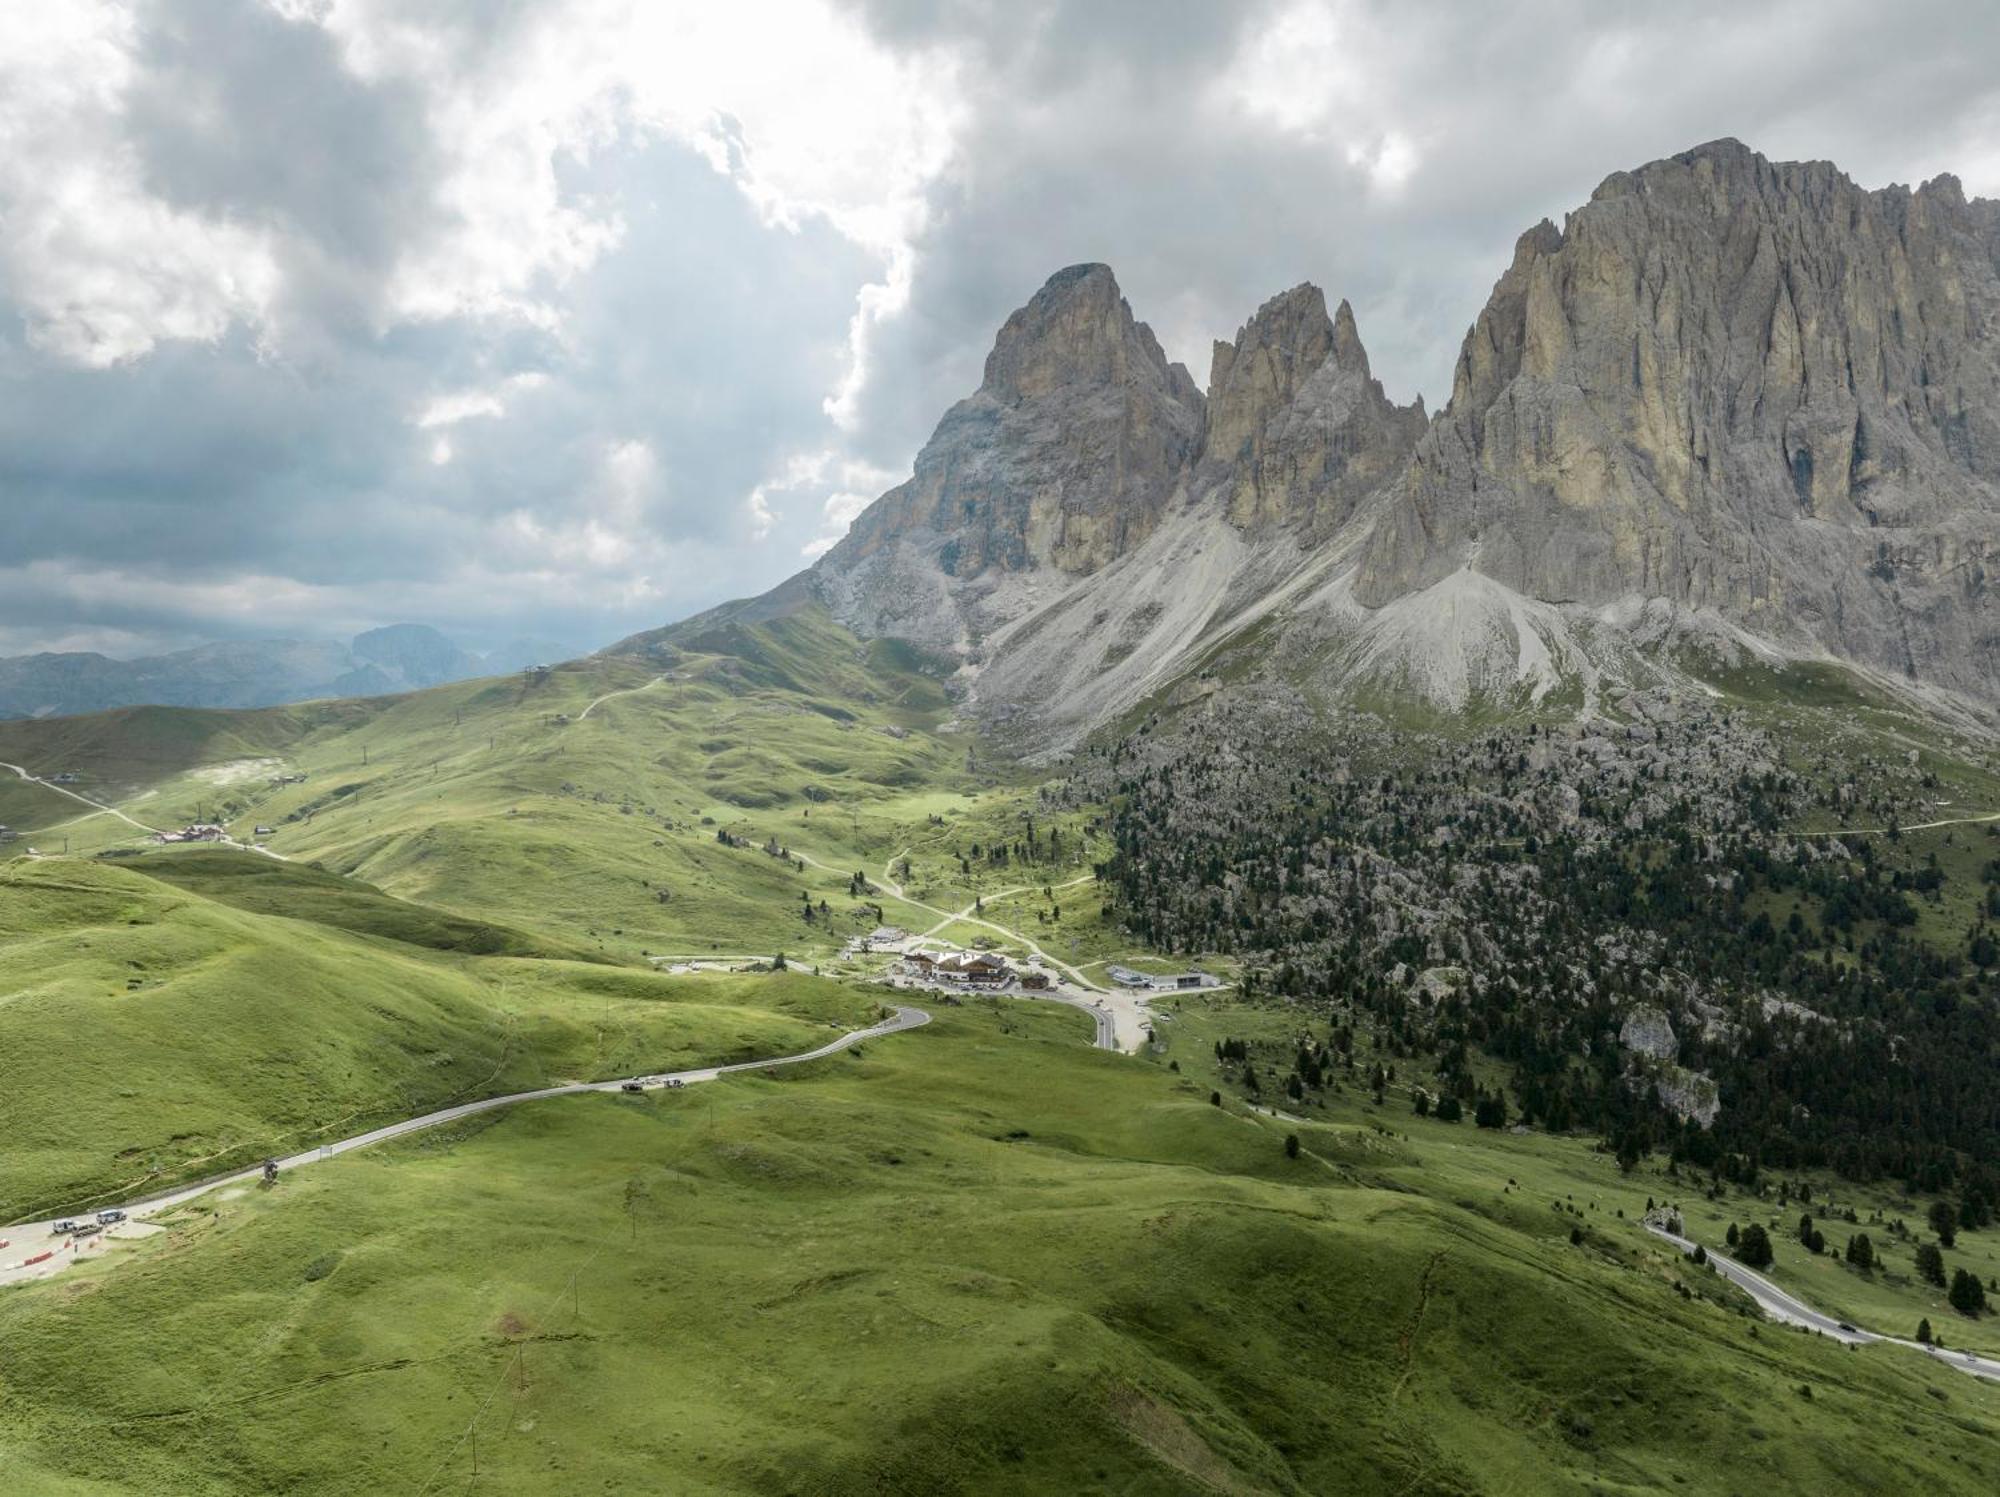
[1031,990,1116,1049]
[1,762,287,861]
[1,1006,931,1288]
[784,843,1107,993]
[1646,1222,2000,1383]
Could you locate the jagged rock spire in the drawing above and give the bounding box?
[1192,283,1425,533]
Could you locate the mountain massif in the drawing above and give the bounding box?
[631,140,2000,752]
[0,624,570,721]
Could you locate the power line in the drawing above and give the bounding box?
[412,1236,611,1496]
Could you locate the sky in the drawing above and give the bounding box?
[5,0,2000,661]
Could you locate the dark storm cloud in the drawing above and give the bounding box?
[4,0,2000,658]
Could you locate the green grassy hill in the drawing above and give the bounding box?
[0,608,1129,1227]
[5,613,2000,1492]
[125,848,594,959]
[2,1001,1996,1495]
[0,610,1118,970]
[0,857,874,1219]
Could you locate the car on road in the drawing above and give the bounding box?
[667,1078,686,1089]
[620,1080,645,1092]
[1837,1322,1857,1333]
[97,1209,126,1225]
[51,1219,84,1235]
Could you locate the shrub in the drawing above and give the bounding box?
[303,1253,340,1283]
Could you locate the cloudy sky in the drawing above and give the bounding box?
[5,0,1998,660]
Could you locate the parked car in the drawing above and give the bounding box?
[51,1219,83,1235]
[667,1078,686,1089]
[620,1080,645,1092]
[97,1209,127,1225]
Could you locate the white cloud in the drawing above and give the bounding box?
[302,0,964,427]
[802,460,902,558]
[418,391,503,429]
[415,372,550,429]
[743,450,828,543]
[1213,1,1421,194]
[10,0,2000,665]
[1347,131,1418,192]
[0,1,280,366]
[488,436,664,577]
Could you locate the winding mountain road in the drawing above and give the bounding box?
[776,844,1147,1046]
[1,762,287,861]
[787,841,1105,991]
[1,1005,931,1289]
[1794,809,2000,838]
[2,761,164,838]
[575,674,669,721]
[1646,1221,2000,1383]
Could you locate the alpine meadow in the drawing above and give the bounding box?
[7,6,2000,1494]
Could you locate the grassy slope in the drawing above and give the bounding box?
[3,620,1999,1491]
[0,610,1134,1225]
[1149,990,2000,1360]
[0,611,1120,970]
[124,848,596,959]
[0,857,873,1219]
[1,1003,1996,1495]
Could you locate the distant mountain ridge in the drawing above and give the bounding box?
[0,625,535,720]
[618,138,2000,751]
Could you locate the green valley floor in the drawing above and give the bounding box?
[4,1000,1999,1495]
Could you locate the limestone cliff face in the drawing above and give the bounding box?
[821,264,1203,596]
[811,268,1418,654]
[1356,139,2000,700]
[687,140,2000,743]
[1190,285,1427,536]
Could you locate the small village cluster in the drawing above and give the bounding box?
[153,823,229,844]
[857,927,1053,990]
[858,925,1215,995]
[896,946,1055,989]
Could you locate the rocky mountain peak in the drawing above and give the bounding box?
[1192,282,1425,533]
[979,263,1196,409]
[807,265,1205,645]
[1202,284,1336,455]
[1357,140,2000,706]
[1330,296,1367,376]
[722,139,2000,744]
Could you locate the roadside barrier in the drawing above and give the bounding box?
[21,1251,52,1266]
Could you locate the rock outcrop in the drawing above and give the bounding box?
[815,264,1204,646]
[631,140,2000,747]
[1618,1005,1678,1063]
[1189,284,1427,536]
[1357,139,2000,703]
